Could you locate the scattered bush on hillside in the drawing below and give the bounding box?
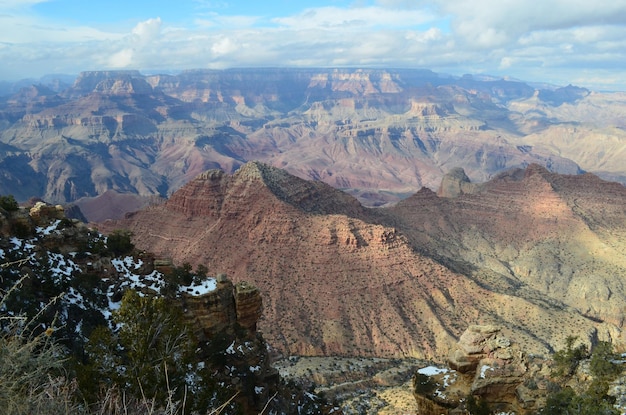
[541,339,623,415]
[0,194,19,211]
[106,229,134,256]
[552,335,588,377]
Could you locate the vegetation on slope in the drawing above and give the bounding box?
[0,196,337,414]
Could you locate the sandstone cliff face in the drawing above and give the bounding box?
[414,325,551,415]
[182,275,263,341]
[104,162,626,360]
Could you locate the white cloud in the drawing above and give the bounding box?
[109,48,134,68]
[429,0,626,44]
[210,36,236,56]
[131,17,161,42]
[273,6,434,30]
[2,1,626,90]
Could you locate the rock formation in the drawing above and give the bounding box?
[102,161,626,360]
[413,325,552,414]
[4,67,626,218]
[436,167,480,198]
[182,274,263,340]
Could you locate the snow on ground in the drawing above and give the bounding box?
[418,365,449,376]
[111,256,217,297]
[480,364,494,378]
[64,286,86,309]
[36,219,61,235]
[226,341,236,355]
[48,252,81,282]
[179,278,217,296]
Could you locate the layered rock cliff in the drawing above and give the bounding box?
[4,67,625,217]
[103,161,626,361]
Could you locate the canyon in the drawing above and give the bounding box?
[1,68,625,220]
[3,67,626,412]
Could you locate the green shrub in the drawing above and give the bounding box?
[542,338,622,415]
[413,372,436,395]
[0,194,19,211]
[106,229,134,256]
[81,290,196,408]
[590,341,623,380]
[553,335,588,377]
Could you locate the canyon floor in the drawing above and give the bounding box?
[273,356,428,414]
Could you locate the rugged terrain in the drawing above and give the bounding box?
[101,161,626,362]
[1,68,626,218]
[0,200,337,414]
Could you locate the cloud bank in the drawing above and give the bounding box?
[1,0,626,91]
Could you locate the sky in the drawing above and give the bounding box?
[1,0,626,91]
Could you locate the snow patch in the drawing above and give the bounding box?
[226,341,236,355]
[36,219,61,235]
[480,364,494,378]
[418,366,449,376]
[179,278,217,296]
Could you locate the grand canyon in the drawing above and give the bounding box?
[2,68,626,217]
[2,68,626,414]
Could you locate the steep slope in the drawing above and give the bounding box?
[0,201,333,415]
[103,162,622,359]
[390,164,626,337]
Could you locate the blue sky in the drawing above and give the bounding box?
[2,0,626,90]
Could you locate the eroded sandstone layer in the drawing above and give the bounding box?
[102,162,626,359]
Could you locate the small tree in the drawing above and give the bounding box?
[590,341,622,380]
[106,229,134,256]
[83,290,196,406]
[0,194,19,211]
[553,335,588,377]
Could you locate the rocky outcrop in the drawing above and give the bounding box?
[234,280,263,332]
[182,274,262,340]
[448,325,511,373]
[415,325,552,415]
[29,201,65,223]
[437,167,480,198]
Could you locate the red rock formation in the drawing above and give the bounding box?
[103,162,626,360]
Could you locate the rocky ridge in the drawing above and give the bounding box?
[103,161,626,361]
[3,68,625,217]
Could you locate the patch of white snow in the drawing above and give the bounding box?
[418,366,449,376]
